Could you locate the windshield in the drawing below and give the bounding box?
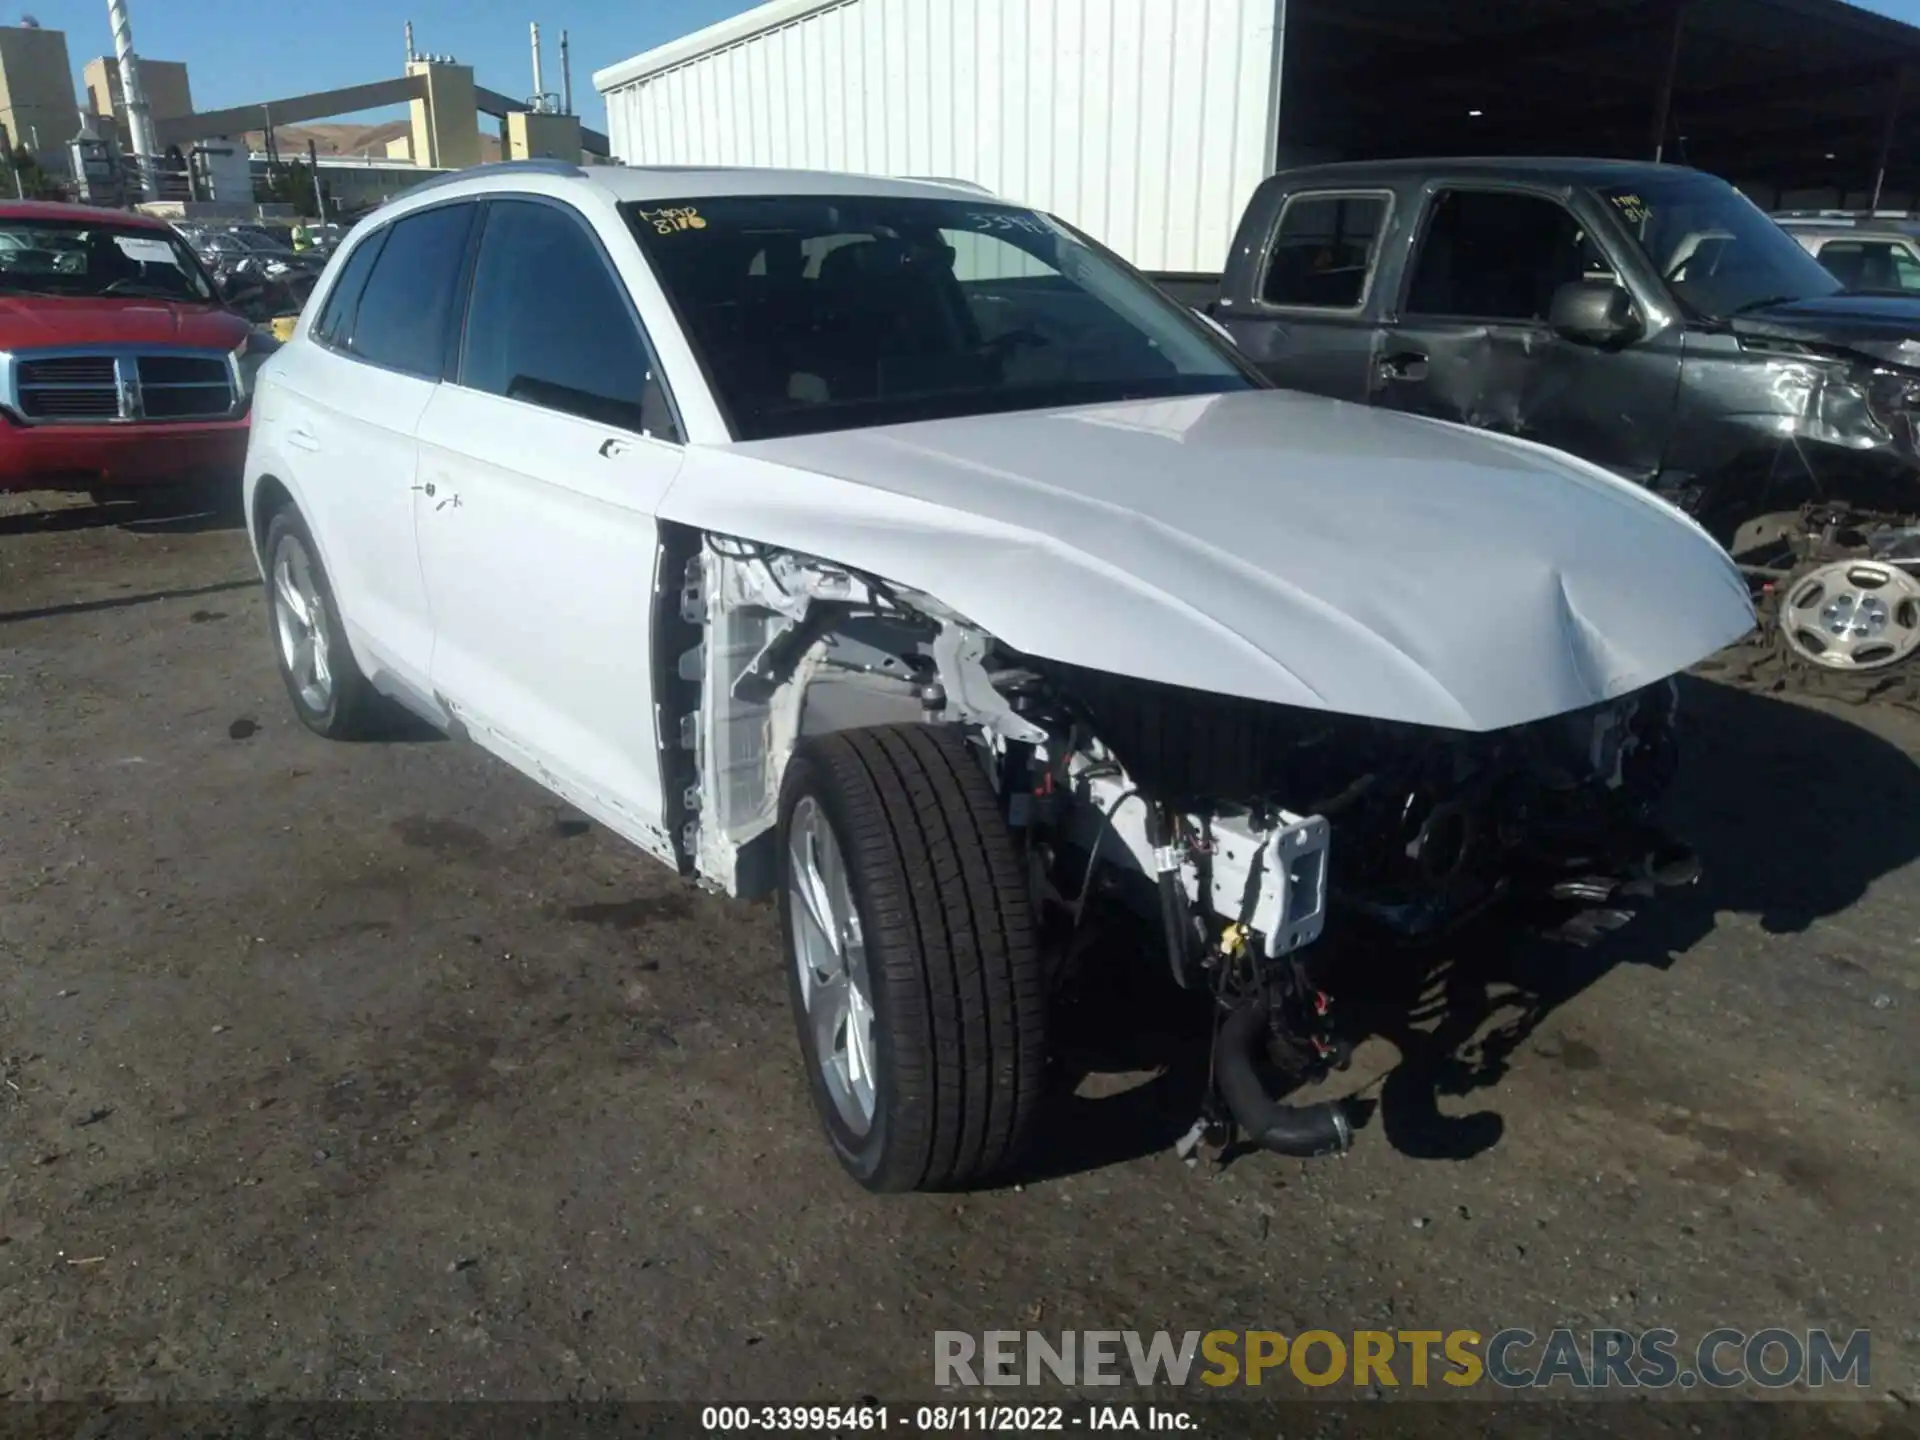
[0,218,214,302]
[1596,177,1842,318]
[229,230,291,254]
[625,195,1257,440]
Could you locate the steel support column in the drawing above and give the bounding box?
[1650,0,1689,163]
[1870,66,1910,212]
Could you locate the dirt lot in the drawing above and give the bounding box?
[1,491,1917,1426]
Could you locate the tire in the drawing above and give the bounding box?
[778,724,1046,1192]
[1697,560,1920,713]
[261,505,386,740]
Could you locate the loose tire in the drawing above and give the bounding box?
[261,505,386,740]
[778,724,1046,1192]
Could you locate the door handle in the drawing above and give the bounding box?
[1377,351,1430,382]
[287,428,319,452]
[598,437,630,459]
[411,479,460,510]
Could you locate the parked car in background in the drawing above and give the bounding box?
[300,222,347,256]
[243,161,1750,1192]
[182,225,325,279]
[176,223,320,338]
[0,200,274,505]
[1775,213,1920,293]
[1153,158,1920,700]
[238,223,341,265]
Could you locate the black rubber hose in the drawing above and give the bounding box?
[1216,990,1353,1158]
[1146,803,1196,989]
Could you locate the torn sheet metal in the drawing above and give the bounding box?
[1665,327,1920,531]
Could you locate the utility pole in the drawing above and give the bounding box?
[1649,0,1689,163]
[307,137,325,219]
[1870,66,1910,214]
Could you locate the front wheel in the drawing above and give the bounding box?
[779,725,1046,1192]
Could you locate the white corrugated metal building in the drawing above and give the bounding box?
[592,0,1284,275]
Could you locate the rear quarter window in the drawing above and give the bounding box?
[311,229,388,348]
[1260,192,1392,310]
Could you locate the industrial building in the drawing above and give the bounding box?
[151,45,610,175]
[596,0,1920,273]
[83,53,192,149]
[0,10,604,210]
[0,21,87,168]
[0,20,194,171]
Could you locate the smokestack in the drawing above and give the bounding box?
[106,0,157,198]
[561,30,572,115]
[404,19,415,64]
[530,21,545,111]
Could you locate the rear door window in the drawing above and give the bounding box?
[1260,192,1391,309]
[343,203,477,379]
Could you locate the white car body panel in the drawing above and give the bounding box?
[263,343,440,694]
[412,382,684,862]
[664,389,1754,733]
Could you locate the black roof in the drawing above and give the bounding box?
[1282,0,1920,198]
[1268,157,1709,187]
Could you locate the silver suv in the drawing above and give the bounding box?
[1775,212,1920,292]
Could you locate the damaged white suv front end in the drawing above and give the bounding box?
[668,463,1737,1174]
[244,166,1754,1192]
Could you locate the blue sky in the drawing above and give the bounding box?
[26,0,753,133]
[22,0,1920,139]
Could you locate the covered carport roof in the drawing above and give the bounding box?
[1281,0,1920,205]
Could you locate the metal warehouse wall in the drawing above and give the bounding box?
[596,0,1284,274]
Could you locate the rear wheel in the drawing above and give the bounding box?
[779,724,1046,1192]
[262,506,385,739]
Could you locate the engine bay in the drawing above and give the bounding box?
[673,532,1703,1158]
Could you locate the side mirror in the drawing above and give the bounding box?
[1549,280,1642,347]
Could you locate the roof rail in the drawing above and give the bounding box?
[385,157,587,206]
[902,175,995,196]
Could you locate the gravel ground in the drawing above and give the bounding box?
[0,491,1916,1433]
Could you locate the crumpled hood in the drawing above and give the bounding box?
[1730,293,1920,368]
[717,389,1756,732]
[0,296,247,352]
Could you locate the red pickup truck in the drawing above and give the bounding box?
[0,200,275,503]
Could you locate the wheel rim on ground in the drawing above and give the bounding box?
[272,534,333,712]
[787,795,877,1134]
[1779,559,1920,671]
